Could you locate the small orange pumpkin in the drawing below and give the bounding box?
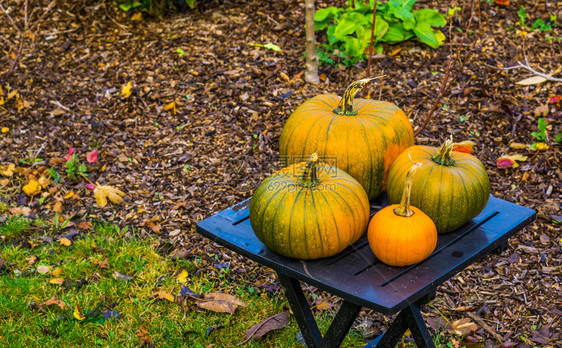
[368,162,437,267]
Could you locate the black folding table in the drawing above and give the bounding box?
[196,194,535,347]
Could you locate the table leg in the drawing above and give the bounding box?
[366,302,435,348]
[277,273,323,347]
[277,273,363,348]
[319,300,362,348]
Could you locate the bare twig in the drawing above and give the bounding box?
[1,0,56,79]
[413,0,481,138]
[497,61,562,82]
[0,3,19,30]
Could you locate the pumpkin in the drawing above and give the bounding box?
[249,153,370,260]
[279,78,414,200]
[368,162,437,267]
[386,137,490,233]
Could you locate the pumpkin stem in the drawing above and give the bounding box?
[298,153,320,188]
[334,77,379,116]
[393,162,423,217]
[432,136,456,166]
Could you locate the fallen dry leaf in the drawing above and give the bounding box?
[121,81,132,98]
[196,292,247,314]
[94,184,126,207]
[533,142,549,151]
[73,305,86,321]
[49,278,65,285]
[40,296,69,310]
[37,265,52,274]
[113,271,133,281]
[447,318,478,336]
[496,154,528,169]
[180,285,202,298]
[23,180,41,195]
[59,237,72,246]
[452,140,476,154]
[8,207,32,216]
[509,142,528,150]
[164,101,177,115]
[242,312,290,344]
[26,256,38,265]
[152,290,175,302]
[177,270,189,284]
[0,163,15,177]
[52,267,63,277]
[516,75,547,86]
[533,104,549,117]
[136,325,152,346]
[94,258,109,269]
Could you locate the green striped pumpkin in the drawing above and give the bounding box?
[386,138,491,233]
[249,154,370,260]
[279,79,414,200]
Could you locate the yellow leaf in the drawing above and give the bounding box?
[535,142,549,151]
[509,142,528,149]
[1,127,8,133]
[59,238,72,246]
[164,101,176,115]
[0,163,15,177]
[52,267,63,277]
[49,278,65,285]
[121,81,132,98]
[64,191,74,199]
[73,305,86,321]
[131,12,142,21]
[177,270,189,284]
[23,180,41,195]
[94,184,126,207]
[153,290,175,302]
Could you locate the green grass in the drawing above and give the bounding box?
[0,219,370,347]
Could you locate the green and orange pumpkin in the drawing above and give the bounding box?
[249,154,370,260]
[279,78,414,200]
[386,137,491,233]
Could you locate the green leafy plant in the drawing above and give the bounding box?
[518,7,526,26]
[531,118,547,143]
[48,167,61,184]
[176,48,186,57]
[116,0,149,12]
[314,0,446,66]
[532,18,554,31]
[65,154,88,180]
[114,0,195,16]
[529,117,559,150]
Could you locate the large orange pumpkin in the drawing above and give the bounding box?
[387,137,491,233]
[249,154,370,260]
[279,78,414,200]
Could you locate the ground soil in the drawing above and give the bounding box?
[0,0,560,346]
